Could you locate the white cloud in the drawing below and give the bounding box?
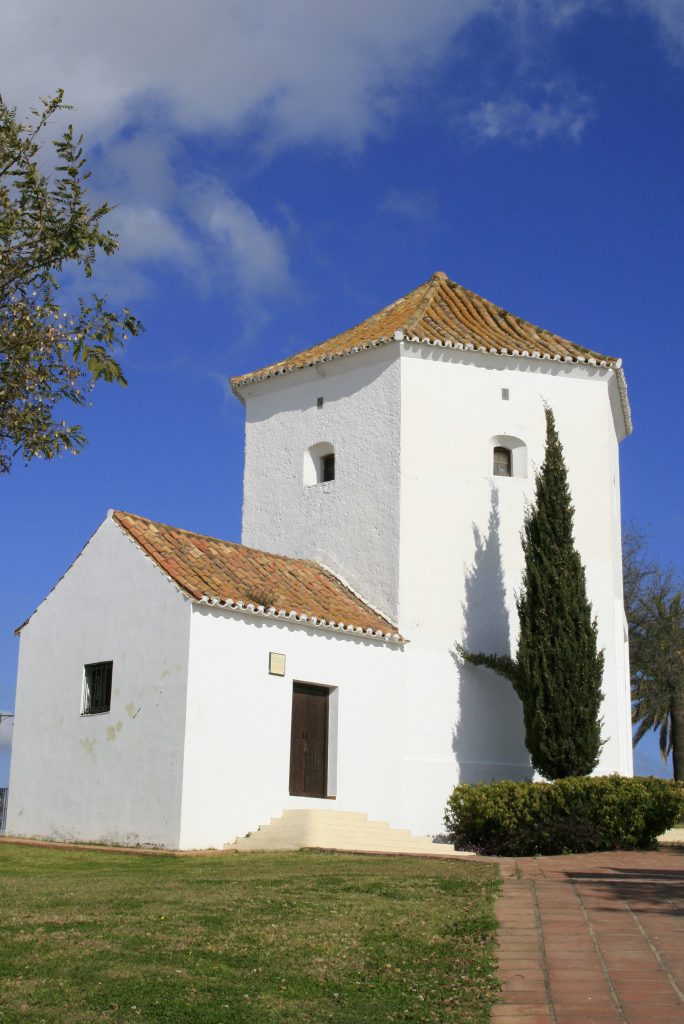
[0,1,678,161]
[1,1,499,297]
[508,0,603,29]
[102,134,180,208]
[88,173,290,299]
[467,83,595,143]
[380,190,436,222]
[0,0,677,297]
[628,0,684,60]
[189,183,290,295]
[0,0,496,149]
[108,205,197,267]
[63,129,290,299]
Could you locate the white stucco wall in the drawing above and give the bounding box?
[239,346,402,623]
[398,345,632,780]
[238,340,632,814]
[179,607,406,848]
[6,516,192,847]
[7,332,631,852]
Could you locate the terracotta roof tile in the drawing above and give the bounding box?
[112,511,400,641]
[231,270,619,388]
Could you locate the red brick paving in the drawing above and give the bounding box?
[491,848,684,1023]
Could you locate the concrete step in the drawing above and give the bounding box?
[659,826,684,845]
[234,809,473,857]
[257,824,417,841]
[278,809,370,822]
[238,833,438,850]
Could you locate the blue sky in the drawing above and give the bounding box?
[1,0,682,778]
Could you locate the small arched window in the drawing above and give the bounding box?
[491,435,527,478]
[493,446,512,477]
[304,442,335,485]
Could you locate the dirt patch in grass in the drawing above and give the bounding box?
[0,845,499,1023]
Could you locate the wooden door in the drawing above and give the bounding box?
[289,683,329,797]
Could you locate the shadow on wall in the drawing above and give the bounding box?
[451,487,531,783]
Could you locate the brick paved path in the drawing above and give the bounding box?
[492,848,684,1024]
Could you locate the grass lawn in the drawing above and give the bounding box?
[0,845,500,1024]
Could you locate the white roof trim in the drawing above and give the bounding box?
[615,364,633,436]
[196,596,404,644]
[316,560,397,627]
[231,331,632,436]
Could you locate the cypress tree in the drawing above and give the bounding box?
[458,406,604,778]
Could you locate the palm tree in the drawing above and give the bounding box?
[623,528,684,781]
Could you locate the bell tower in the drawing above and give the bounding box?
[231,272,633,777]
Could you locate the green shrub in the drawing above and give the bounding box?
[444,775,684,856]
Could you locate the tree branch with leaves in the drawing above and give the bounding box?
[0,90,142,472]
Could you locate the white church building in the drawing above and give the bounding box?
[6,272,634,850]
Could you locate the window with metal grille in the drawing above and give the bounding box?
[493,446,512,477]
[83,661,113,715]
[321,452,335,482]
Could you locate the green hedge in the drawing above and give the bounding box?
[444,775,684,856]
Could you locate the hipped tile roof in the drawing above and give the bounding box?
[113,511,401,641]
[231,270,621,390]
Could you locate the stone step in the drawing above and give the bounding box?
[238,830,436,848]
[235,835,461,855]
[659,826,684,845]
[233,808,473,857]
[279,809,370,822]
[258,824,417,841]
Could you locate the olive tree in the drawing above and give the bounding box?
[0,90,142,472]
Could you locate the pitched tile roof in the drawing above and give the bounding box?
[113,511,401,641]
[230,270,621,390]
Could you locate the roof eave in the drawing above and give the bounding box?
[195,595,405,644]
[614,363,633,437]
[231,329,621,390]
[229,334,398,392]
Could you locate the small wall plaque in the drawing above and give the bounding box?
[269,652,286,676]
